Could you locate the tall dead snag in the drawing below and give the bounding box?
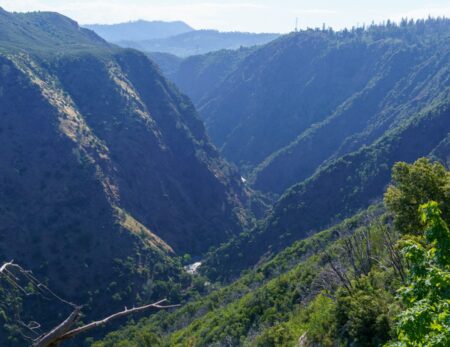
[342,228,373,277]
[1,261,180,347]
[323,254,353,296]
[380,226,406,283]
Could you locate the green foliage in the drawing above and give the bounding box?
[336,273,396,346]
[252,294,337,347]
[300,294,336,346]
[389,202,450,346]
[96,207,391,346]
[181,253,192,265]
[0,284,25,347]
[385,158,450,235]
[92,329,163,347]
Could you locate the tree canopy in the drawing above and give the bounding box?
[385,158,450,235]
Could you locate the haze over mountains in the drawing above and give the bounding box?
[85,20,280,57]
[0,5,449,347]
[84,20,194,41]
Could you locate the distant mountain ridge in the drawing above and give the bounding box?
[84,20,194,41]
[85,20,280,56]
[119,30,280,57]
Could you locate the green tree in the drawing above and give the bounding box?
[390,202,450,346]
[384,158,449,235]
[336,274,394,346]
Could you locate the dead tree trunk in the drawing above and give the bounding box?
[32,299,179,347]
[1,261,180,347]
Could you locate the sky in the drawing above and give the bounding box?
[1,0,449,33]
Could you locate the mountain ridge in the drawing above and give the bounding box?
[84,20,194,42]
[121,29,280,57]
[85,19,280,57]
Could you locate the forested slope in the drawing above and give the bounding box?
[203,95,450,279]
[152,20,450,280]
[165,20,450,193]
[96,159,450,346]
[0,8,253,345]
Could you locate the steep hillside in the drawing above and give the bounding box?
[251,26,450,194]
[183,20,450,184]
[147,51,183,77]
[96,159,450,346]
[0,8,252,344]
[203,93,450,279]
[118,30,280,57]
[95,204,387,346]
[84,20,194,42]
[161,47,255,104]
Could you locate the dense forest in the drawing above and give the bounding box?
[0,6,449,347]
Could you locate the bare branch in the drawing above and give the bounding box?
[36,283,78,308]
[0,260,15,273]
[32,307,82,347]
[324,254,353,295]
[1,262,181,347]
[18,320,42,337]
[59,300,179,341]
[381,226,406,282]
[32,300,180,347]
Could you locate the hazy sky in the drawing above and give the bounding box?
[1,0,450,33]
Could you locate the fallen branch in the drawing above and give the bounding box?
[33,299,180,347]
[0,260,14,273]
[1,261,180,347]
[32,307,82,347]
